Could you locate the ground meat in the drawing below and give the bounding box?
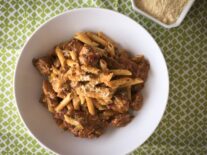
[39,93,47,107]
[49,75,61,93]
[131,92,143,111]
[131,84,144,94]
[33,56,52,76]
[117,49,130,59]
[68,125,103,138]
[111,95,129,113]
[99,110,116,121]
[53,112,69,130]
[46,97,59,113]
[110,113,133,127]
[40,92,59,113]
[53,107,68,120]
[135,58,150,81]
[63,112,107,138]
[79,45,101,67]
[93,101,107,111]
[53,58,61,68]
[42,80,56,99]
[57,81,71,98]
[54,117,63,126]
[104,57,124,69]
[116,55,150,81]
[117,56,138,77]
[65,39,84,53]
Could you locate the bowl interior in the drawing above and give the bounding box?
[15,8,169,155]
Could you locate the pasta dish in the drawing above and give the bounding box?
[33,32,150,138]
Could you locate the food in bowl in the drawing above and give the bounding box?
[135,0,189,24]
[33,32,150,138]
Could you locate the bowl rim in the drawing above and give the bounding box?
[14,7,169,155]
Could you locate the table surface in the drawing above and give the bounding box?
[0,0,206,154]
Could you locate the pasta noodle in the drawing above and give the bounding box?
[55,46,65,67]
[99,59,108,71]
[110,69,132,76]
[80,65,100,74]
[75,32,99,46]
[85,97,96,115]
[106,78,143,88]
[55,93,72,112]
[86,32,108,46]
[64,115,83,129]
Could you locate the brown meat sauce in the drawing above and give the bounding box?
[33,35,150,138]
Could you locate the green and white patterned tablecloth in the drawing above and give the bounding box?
[0,0,207,154]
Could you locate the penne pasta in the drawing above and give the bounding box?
[131,55,144,62]
[64,115,83,129]
[120,78,143,88]
[106,42,115,56]
[73,95,80,110]
[86,32,108,46]
[81,65,100,74]
[99,73,113,83]
[99,59,108,71]
[110,69,132,76]
[67,104,73,111]
[55,93,72,112]
[55,46,65,67]
[106,78,143,88]
[96,98,112,105]
[79,95,85,105]
[66,59,79,67]
[97,32,116,47]
[75,32,99,46]
[51,66,59,75]
[46,97,55,113]
[85,97,95,115]
[69,50,78,61]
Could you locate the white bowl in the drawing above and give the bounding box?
[131,0,195,28]
[14,8,169,155]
